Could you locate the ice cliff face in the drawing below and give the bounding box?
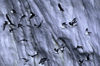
[0,0,100,66]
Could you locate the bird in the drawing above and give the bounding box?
[28,52,39,57]
[10,9,16,14]
[20,14,26,21]
[78,59,84,64]
[19,39,28,42]
[39,58,48,64]
[86,54,90,61]
[37,21,43,28]
[72,18,77,23]
[3,21,8,31]
[29,12,35,19]
[6,14,16,26]
[69,18,77,26]
[22,58,29,62]
[9,28,16,32]
[58,3,64,12]
[77,46,83,49]
[62,22,67,28]
[34,20,43,28]
[85,28,91,35]
[60,48,64,53]
[18,23,23,28]
[31,52,38,57]
[54,48,59,53]
[74,45,83,50]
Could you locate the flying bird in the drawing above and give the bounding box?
[54,48,59,53]
[69,18,77,26]
[74,45,83,50]
[85,28,91,35]
[29,52,39,57]
[19,39,28,42]
[20,14,26,21]
[18,23,23,28]
[3,21,8,31]
[6,14,16,26]
[77,46,83,49]
[29,12,35,19]
[34,20,43,28]
[79,59,84,64]
[58,3,64,12]
[22,58,29,62]
[62,22,67,28]
[9,28,16,32]
[10,9,16,14]
[39,58,48,64]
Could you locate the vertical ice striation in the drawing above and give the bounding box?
[0,0,100,66]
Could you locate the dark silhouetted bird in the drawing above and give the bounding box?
[22,58,29,62]
[58,3,64,12]
[39,58,48,64]
[60,48,64,53]
[54,48,59,53]
[10,9,16,14]
[18,23,23,28]
[85,28,91,35]
[20,15,26,21]
[3,21,8,31]
[86,54,90,61]
[29,12,35,19]
[79,59,84,64]
[6,14,16,26]
[74,45,83,50]
[9,28,16,32]
[62,22,67,28]
[72,18,77,23]
[29,52,39,57]
[19,39,28,42]
[34,20,43,28]
[69,18,77,26]
[37,21,43,28]
[77,46,83,49]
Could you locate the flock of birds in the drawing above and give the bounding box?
[2,2,92,65]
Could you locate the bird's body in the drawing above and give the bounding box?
[22,58,29,62]
[18,23,23,28]
[62,22,67,28]
[85,28,91,35]
[79,59,84,64]
[69,18,77,26]
[58,3,64,12]
[9,28,15,32]
[39,58,48,64]
[34,20,43,28]
[20,15,26,21]
[20,39,28,42]
[54,48,59,53]
[29,12,35,19]
[11,9,16,14]
[3,21,8,30]
[6,14,16,26]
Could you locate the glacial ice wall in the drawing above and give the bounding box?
[0,0,100,66]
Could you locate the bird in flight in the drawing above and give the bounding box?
[6,14,16,26]
[10,9,16,14]
[3,21,8,31]
[39,58,48,64]
[58,3,64,12]
[29,12,35,19]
